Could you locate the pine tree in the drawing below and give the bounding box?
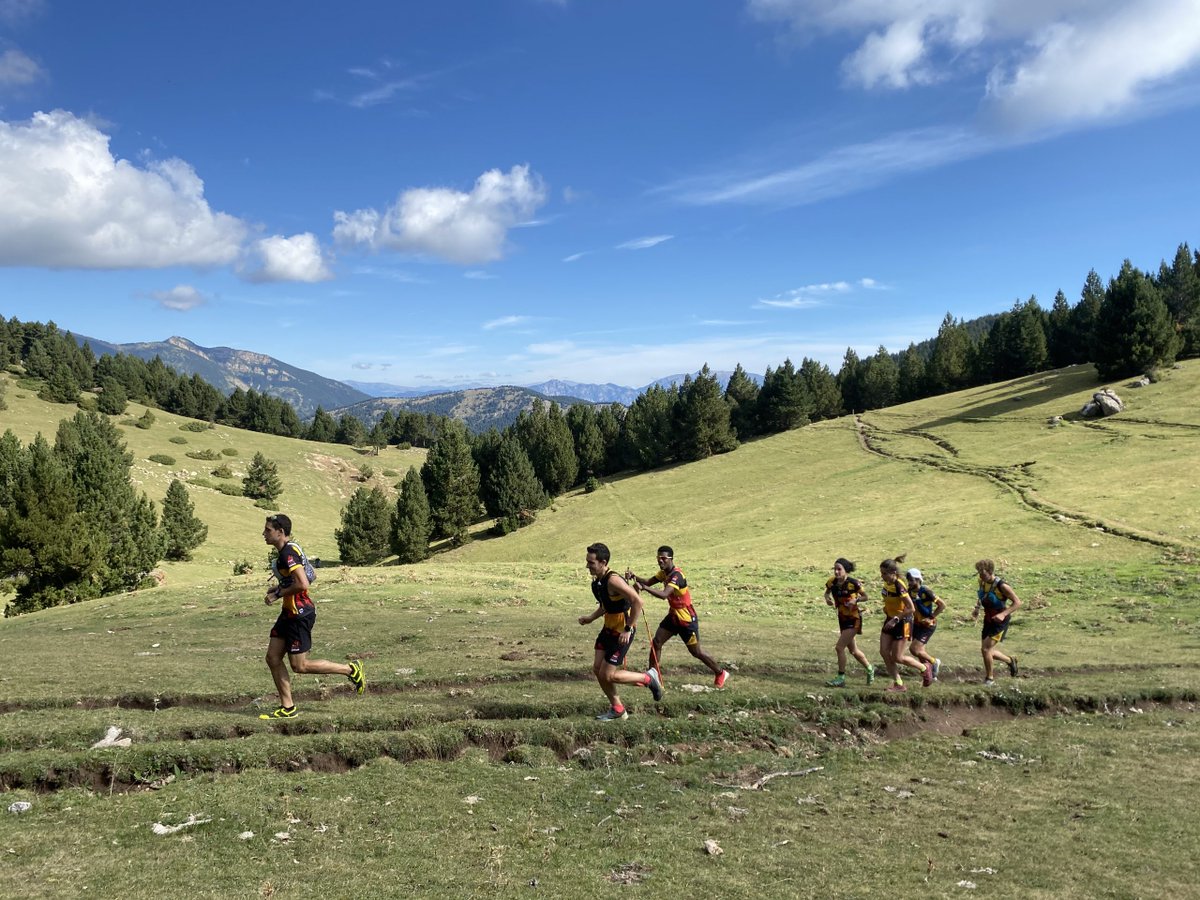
[675,364,737,460]
[487,435,547,533]
[799,358,843,421]
[927,314,972,393]
[0,434,104,614]
[391,467,432,563]
[335,414,367,447]
[514,401,578,496]
[594,403,624,475]
[336,486,392,565]
[1094,260,1182,380]
[161,479,208,561]
[897,344,927,402]
[243,452,283,503]
[307,407,337,443]
[759,358,813,432]
[565,404,604,481]
[55,411,162,592]
[1159,243,1200,357]
[835,349,865,414]
[723,364,761,439]
[421,422,481,545]
[1070,269,1105,364]
[1047,290,1074,368]
[859,346,899,410]
[95,377,129,415]
[619,385,676,470]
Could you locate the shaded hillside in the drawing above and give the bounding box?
[333,386,590,433]
[76,334,368,417]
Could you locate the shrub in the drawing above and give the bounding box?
[169,436,188,445]
[584,476,601,493]
[232,559,255,576]
[211,464,233,479]
[76,396,98,412]
[179,422,209,433]
[382,469,399,478]
[186,449,222,461]
[253,498,274,510]
[148,454,176,466]
[221,447,238,456]
[135,410,155,429]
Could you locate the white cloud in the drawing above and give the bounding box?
[0,110,248,268]
[483,315,531,330]
[148,284,208,311]
[754,279,869,309]
[616,234,673,250]
[333,164,547,265]
[240,233,333,283]
[562,251,589,262]
[464,269,498,280]
[0,0,43,25]
[0,48,42,88]
[661,125,991,207]
[749,1,1200,131]
[526,340,575,355]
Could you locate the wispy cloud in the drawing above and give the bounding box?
[0,48,43,89]
[352,265,429,284]
[754,279,875,309]
[464,270,498,280]
[562,251,589,263]
[663,126,991,207]
[616,234,674,250]
[483,315,532,330]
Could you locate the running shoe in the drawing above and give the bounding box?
[259,706,298,720]
[983,678,997,687]
[647,667,664,702]
[1007,656,1019,678]
[826,674,847,687]
[931,658,941,681]
[922,661,934,687]
[714,670,729,689]
[348,660,366,695]
[885,683,907,693]
[865,664,876,685]
[596,708,629,721]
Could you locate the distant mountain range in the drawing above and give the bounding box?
[346,371,760,406]
[76,334,369,417]
[71,331,761,430]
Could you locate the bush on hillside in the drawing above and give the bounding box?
[169,436,188,445]
[221,447,238,456]
[186,449,222,461]
[179,422,210,433]
[148,454,176,466]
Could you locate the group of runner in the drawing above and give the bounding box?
[824,554,1021,694]
[253,513,1021,721]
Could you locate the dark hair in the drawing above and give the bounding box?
[975,558,995,577]
[835,557,855,573]
[586,542,611,563]
[266,513,292,536]
[657,546,673,558]
[879,553,906,575]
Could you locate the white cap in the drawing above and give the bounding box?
[906,567,922,581]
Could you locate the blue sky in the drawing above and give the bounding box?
[2,0,1200,388]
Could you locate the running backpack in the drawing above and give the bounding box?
[273,541,317,585]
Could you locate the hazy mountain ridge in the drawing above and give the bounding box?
[75,334,369,417]
[334,386,589,433]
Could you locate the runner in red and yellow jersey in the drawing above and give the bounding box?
[628,546,729,689]
[878,555,931,693]
[823,557,875,686]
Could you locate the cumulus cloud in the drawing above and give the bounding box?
[148,284,208,311]
[0,48,43,88]
[616,234,673,250]
[239,232,333,283]
[749,0,1200,131]
[333,164,547,265]
[0,110,248,268]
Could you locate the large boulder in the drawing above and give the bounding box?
[1080,389,1124,418]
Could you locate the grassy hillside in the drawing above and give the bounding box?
[0,372,425,587]
[1,362,1197,898]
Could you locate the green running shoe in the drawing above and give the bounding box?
[348,660,366,695]
[259,706,297,720]
[865,665,876,685]
[826,674,847,687]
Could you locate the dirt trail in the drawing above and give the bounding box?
[853,416,1194,552]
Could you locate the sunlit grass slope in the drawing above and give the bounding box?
[0,372,424,587]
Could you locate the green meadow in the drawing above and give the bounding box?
[1,363,1198,898]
